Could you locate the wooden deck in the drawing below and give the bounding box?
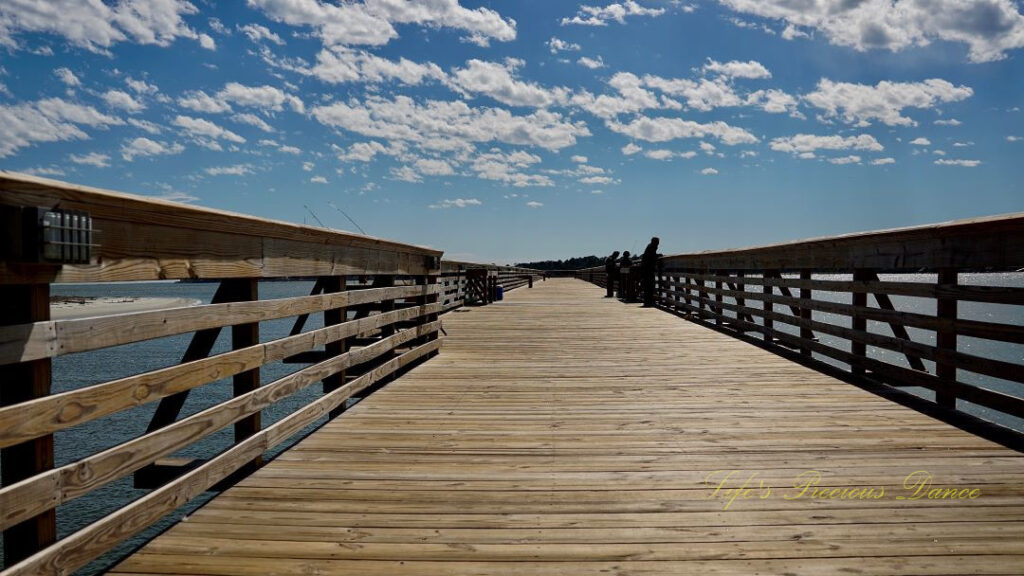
[111,278,1024,575]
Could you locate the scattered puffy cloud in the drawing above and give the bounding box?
[0,97,122,158]
[310,47,447,86]
[198,33,215,50]
[578,55,605,69]
[173,115,245,143]
[121,137,184,161]
[770,133,884,155]
[910,137,931,146]
[205,164,253,175]
[414,157,455,176]
[607,115,758,145]
[562,1,665,26]
[232,113,274,132]
[238,23,284,45]
[310,175,328,183]
[102,89,146,113]
[54,67,80,87]
[804,79,972,127]
[715,0,1024,63]
[249,0,516,48]
[935,158,981,167]
[1007,135,1022,142]
[218,82,304,113]
[451,59,569,108]
[621,142,642,155]
[311,95,589,152]
[526,200,543,208]
[430,198,482,209]
[700,167,719,175]
[935,118,962,126]
[0,0,207,53]
[547,36,581,54]
[69,152,111,167]
[471,149,552,187]
[703,59,771,79]
[828,155,861,165]
[871,157,896,165]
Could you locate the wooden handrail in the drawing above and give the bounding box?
[577,213,1024,431]
[0,175,444,572]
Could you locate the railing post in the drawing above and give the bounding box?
[323,275,347,419]
[851,269,870,376]
[763,271,775,343]
[799,270,812,356]
[714,271,723,326]
[0,284,57,566]
[936,268,958,409]
[229,279,261,465]
[735,271,745,326]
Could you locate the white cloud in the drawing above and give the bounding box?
[311,95,589,152]
[430,198,482,209]
[302,161,314,171]
[526,200,543,208]
[69,152,111,167]
[128,118,162,134]
[644,149,675,160]
[102,89,145,113]
[562,1,666,26]
[621,142,642,155]
[249,0,516,48]
[935,158,981,167]
[0,97,122,158]
[337,141,389,162]
[178,90,232,113]
[173,115,246,143]
[0,0,206,52]
[715,0,1024,63]
[451,59,569,108]
[935,118,962,126]
[703,58,771,79]
[828,155,861,165]
[571,155,588,163]
[310,175,328,183]
[414,157,455,176]
[770,133,884,155]
[953,141,974,147]
[910,137,931,146]
[470,149,552,187]
[311,47,447,86]
[700,167,718,175]
[641,74,742,112]
[198,33,215,50]
[804,78,972,127]
[580,175,617,184]
[391,165,422,182]
[54,67,80,87]
[548,36,581,54]
[607,115,758,145]
[218,82,304,113]
[578,56,605,69]
[871,157,896,165]
[121,137,184,161]
[239,23,284,45]
[205,164,253,175]
[125,77,159,95]
[1008,135,1022,142]
[232,113,274,132]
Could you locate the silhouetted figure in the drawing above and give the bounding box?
[640,237,661,307]
[618,251,633,301]
[604,251,620,297]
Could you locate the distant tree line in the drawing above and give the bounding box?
[513,255,603,271]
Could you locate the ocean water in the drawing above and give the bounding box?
[1,275,1021,574]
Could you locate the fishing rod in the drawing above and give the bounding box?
[328,201,367,235]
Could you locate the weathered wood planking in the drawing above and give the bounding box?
[109,279,1024,576]
[0,172,441,283]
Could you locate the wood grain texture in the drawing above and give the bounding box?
[105,279,1024,576]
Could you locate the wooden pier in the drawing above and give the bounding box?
[106,279,1024,575]
[1,174,1023,575]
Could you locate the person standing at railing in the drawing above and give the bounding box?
[604,251,620,297]
[618,251,633,301]
[640,237,661,307]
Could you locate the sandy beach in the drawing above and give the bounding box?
[50,297,202,320]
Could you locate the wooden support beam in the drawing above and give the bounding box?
[322,276,347,419]
[763,271,776,343]
[936,268,958,409]
[851,269,871,376]
[714,272,723,326]
[0,284,56,567]
[865,272,928,372]
[288,279,323,336]
[799,270,812,357]
[230,279,260,469]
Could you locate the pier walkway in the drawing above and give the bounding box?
[111,279,1024,575]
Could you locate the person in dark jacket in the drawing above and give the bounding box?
[640,237,661,307]
[618,251,632,301]
[604,251,620,297]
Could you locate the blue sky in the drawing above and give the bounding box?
[1,0,1022,263]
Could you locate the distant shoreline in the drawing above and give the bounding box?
[50,297,202,320]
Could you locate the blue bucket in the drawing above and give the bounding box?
[496,285,504,300]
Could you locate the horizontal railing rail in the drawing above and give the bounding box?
[441,260,543,309]
[579,214,1024,433]
[0,173,444,574]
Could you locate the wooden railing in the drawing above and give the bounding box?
[0,173,444,573]
[579,214,1024,431]
[441,261,542,309]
